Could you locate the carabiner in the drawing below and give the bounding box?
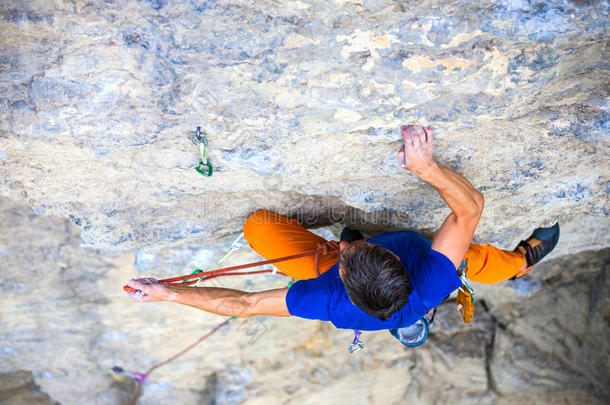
[190,126,213,177]
[348,341,364,353]
[189,126,208,146]
[196,160,213,177]
[348,330,364,353]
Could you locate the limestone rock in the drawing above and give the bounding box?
[0,0,608,257]
[1,197,609,404]
[0,370,58,405]
[1,1,609,403]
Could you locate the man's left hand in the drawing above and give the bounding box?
[126,278,172,302]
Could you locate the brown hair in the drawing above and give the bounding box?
[340,243,411,320]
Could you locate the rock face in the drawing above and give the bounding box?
[0,371,57,405]
[1,197,609,405]
[0,0,608,256]
[1,1,609,403]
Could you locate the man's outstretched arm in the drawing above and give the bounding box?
[126,278,290,317]
[398,125,484,269]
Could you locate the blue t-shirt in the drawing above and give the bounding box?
[285,231,461,331]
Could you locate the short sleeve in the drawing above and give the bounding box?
[285,278,332,321]
[412,249,462,309]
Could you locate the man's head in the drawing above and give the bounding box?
[338,241,411,320]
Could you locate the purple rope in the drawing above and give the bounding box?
[352,330,361,345]
[132,372,147,384]
[112,366,147,384]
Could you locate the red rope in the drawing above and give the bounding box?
[121,240,339,404]
[128,318,231,405]
[178,269,287,286]
[123,241,338,292]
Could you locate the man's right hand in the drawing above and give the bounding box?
[397,125,436,179]
[397,124,484,269]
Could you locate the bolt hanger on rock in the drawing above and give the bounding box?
[189,126,213,177]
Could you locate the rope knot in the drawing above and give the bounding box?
[313,240,340,276]
[315,240,339,255]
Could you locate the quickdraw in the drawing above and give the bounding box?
[182,233,246,285]
[189,126,213,177]
[457,259,474,299]
[349,330,364,353]
[111,366,147,384]
[456,259,475,323]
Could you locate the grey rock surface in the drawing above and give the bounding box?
[0,0,608,256]
[0,370,58,405]
[1,1,609,403]
[1,197,609,404]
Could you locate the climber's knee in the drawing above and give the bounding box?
[243,210,294,248]
[245,209,270,225]
[244,211,266,246]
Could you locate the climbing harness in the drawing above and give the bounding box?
[456,259,475,323]
[189,126,213,177]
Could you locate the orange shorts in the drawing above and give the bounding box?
[243,210,525,283]
[243,210,339,280]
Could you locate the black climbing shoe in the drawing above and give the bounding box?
[340,227,364,243]
[511,222,560,280]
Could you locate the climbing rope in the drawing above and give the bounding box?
[115,318,232,405]
[183,233,246,285]
[116,238,341,404]
[123,241,339,292]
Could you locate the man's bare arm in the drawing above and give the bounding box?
[423,163,484,268]
[398,125,484,268]
[126,278,290,317]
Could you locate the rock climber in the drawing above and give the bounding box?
[126,125,559,346]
